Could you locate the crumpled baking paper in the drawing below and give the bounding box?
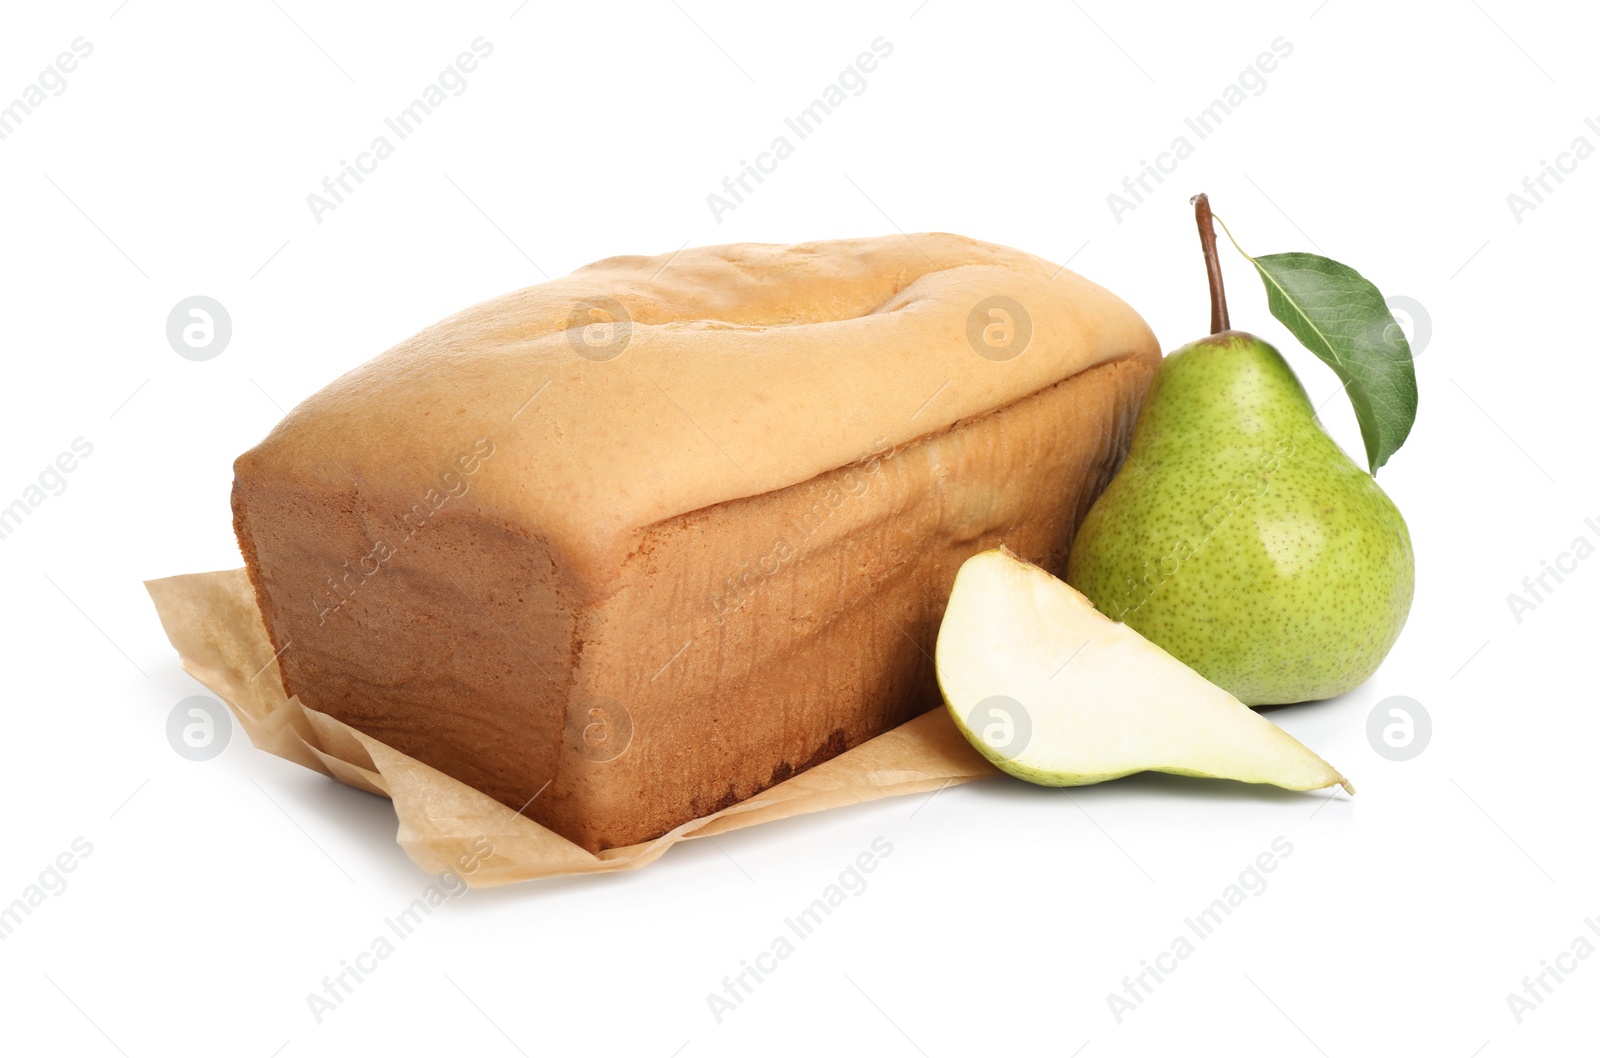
[145,569,999,887]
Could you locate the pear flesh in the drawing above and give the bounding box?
[936,549,1351,794]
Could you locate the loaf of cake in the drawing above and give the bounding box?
[232,234,1159,852]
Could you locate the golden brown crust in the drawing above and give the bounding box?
[232,234,1160,851]
[240,234,1158,588]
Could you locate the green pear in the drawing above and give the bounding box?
[1067,201,1413,705]
[937,549,1351,793]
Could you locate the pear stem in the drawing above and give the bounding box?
[1191,193,1230,334]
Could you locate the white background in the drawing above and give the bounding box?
[1,1,1595,1054]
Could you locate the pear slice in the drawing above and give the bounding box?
[936,548,1352,794]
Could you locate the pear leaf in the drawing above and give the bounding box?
[1244,252,1418,474]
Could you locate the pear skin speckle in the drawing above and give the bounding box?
[1066,331,1414,706]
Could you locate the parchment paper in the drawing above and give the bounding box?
[145,569,999,887]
